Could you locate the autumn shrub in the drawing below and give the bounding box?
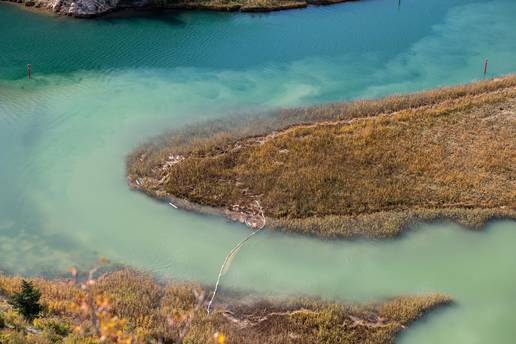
[33,317,69,337]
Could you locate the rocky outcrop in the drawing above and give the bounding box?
[3,0,121,17]
[1,0,353,17]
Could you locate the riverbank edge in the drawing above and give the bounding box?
[0,0,355,18]
[0,268,452,343]
[127,76,516,239]
[131,184,516,239]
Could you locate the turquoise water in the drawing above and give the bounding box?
[1,0,516,342]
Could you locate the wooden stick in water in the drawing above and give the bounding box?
[207,201,265,314]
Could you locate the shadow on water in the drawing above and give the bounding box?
[99,8,190,26]
[1,0,478,80]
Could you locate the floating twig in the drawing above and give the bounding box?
[207,201,265,314]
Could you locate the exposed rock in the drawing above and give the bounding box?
[1,0,355,17]
[3,0,122,16]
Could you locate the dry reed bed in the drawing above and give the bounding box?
[0,269,450,343]
[128,76,516,238]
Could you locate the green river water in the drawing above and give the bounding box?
[1,0,516,342]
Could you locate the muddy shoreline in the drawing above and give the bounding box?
[129,178,516,239]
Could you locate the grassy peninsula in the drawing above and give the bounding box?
[128,76,516,238]
[0,269,450,343]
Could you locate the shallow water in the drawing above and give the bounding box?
[1,0,516,342]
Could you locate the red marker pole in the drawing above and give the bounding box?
[483,59,488,79]
[27,64,31,80]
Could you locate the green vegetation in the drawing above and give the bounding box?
[0,269,450,343]
[8,280,42,322]
[128,76,516,238]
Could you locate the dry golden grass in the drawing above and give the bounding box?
[166,0,309,11]
[0,269,450,343]
[194,294,451,344]
[128,75,516,177]
[128,76,516,238]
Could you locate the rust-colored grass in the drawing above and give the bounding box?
[128,76,516,238]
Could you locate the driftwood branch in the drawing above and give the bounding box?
[207,201,266,314]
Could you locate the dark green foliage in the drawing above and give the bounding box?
[9,280,42,322]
